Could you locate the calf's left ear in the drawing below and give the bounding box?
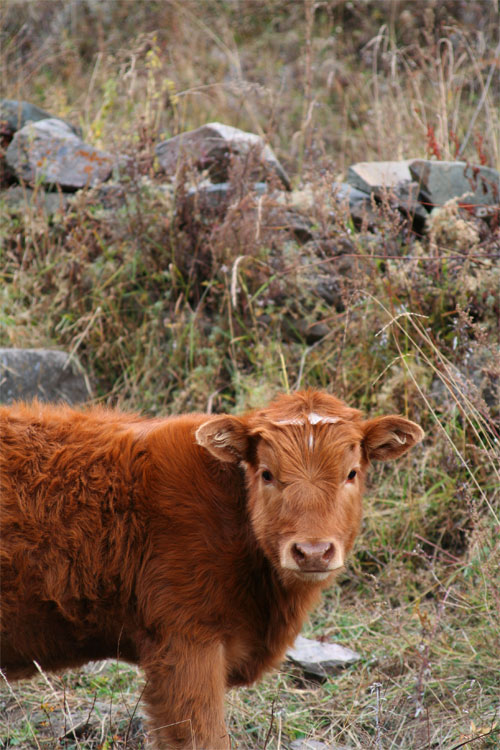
[363,415,424,461]
[195,415,249,463]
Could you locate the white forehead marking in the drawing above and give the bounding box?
[308,433,314,449]
[307,412,341,425]
[273,413,341,427]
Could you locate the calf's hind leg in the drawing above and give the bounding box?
[141,636,230,750]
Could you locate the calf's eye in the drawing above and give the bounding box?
[261,470,274,483]
[347,470,357,481]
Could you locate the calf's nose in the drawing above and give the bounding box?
[291,541,335,571]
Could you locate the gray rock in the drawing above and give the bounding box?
[186,181,267,213]
[286,635,360,677]
[1,185,69,216]
[0,99,81,137]
[5,118,114,190]
[0,349,92,404]
[409,159,500,214]
[156,122,290,189]
[346,161,427,221]
[333,181,372,207]
[332,181,377,225]
[347,160,413,193]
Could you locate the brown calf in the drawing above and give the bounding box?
[0,391,423,748]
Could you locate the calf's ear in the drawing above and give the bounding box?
[363,415,424,461]
[195,415,249,463]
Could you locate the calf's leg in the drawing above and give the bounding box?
[141,637,229,750]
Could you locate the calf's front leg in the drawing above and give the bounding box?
[141,636,230,750]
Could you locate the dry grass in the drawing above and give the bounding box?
[1,1,499,748]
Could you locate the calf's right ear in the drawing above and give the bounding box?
[195,415,249,463]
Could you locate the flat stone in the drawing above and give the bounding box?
[409,159,500,214]
[5,118,114,190]
[345,163,427,221]
[156,122,290,189]
[0,99,81,137]
[346,160,413,193]
[0,349,92,404]
[286,635,360,677]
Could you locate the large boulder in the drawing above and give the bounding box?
[156,122,290,189]
[5,119,114,190]
[0,349,92,404]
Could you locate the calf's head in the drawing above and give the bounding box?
[196,391,423,585]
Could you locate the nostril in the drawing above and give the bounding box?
[321,542,335,563]
[291,543,307,564]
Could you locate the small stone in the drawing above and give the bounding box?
[286,635,360,677]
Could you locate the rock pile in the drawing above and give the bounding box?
[2,98,498,228]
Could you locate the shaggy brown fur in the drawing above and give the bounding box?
[0,391,423,749]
